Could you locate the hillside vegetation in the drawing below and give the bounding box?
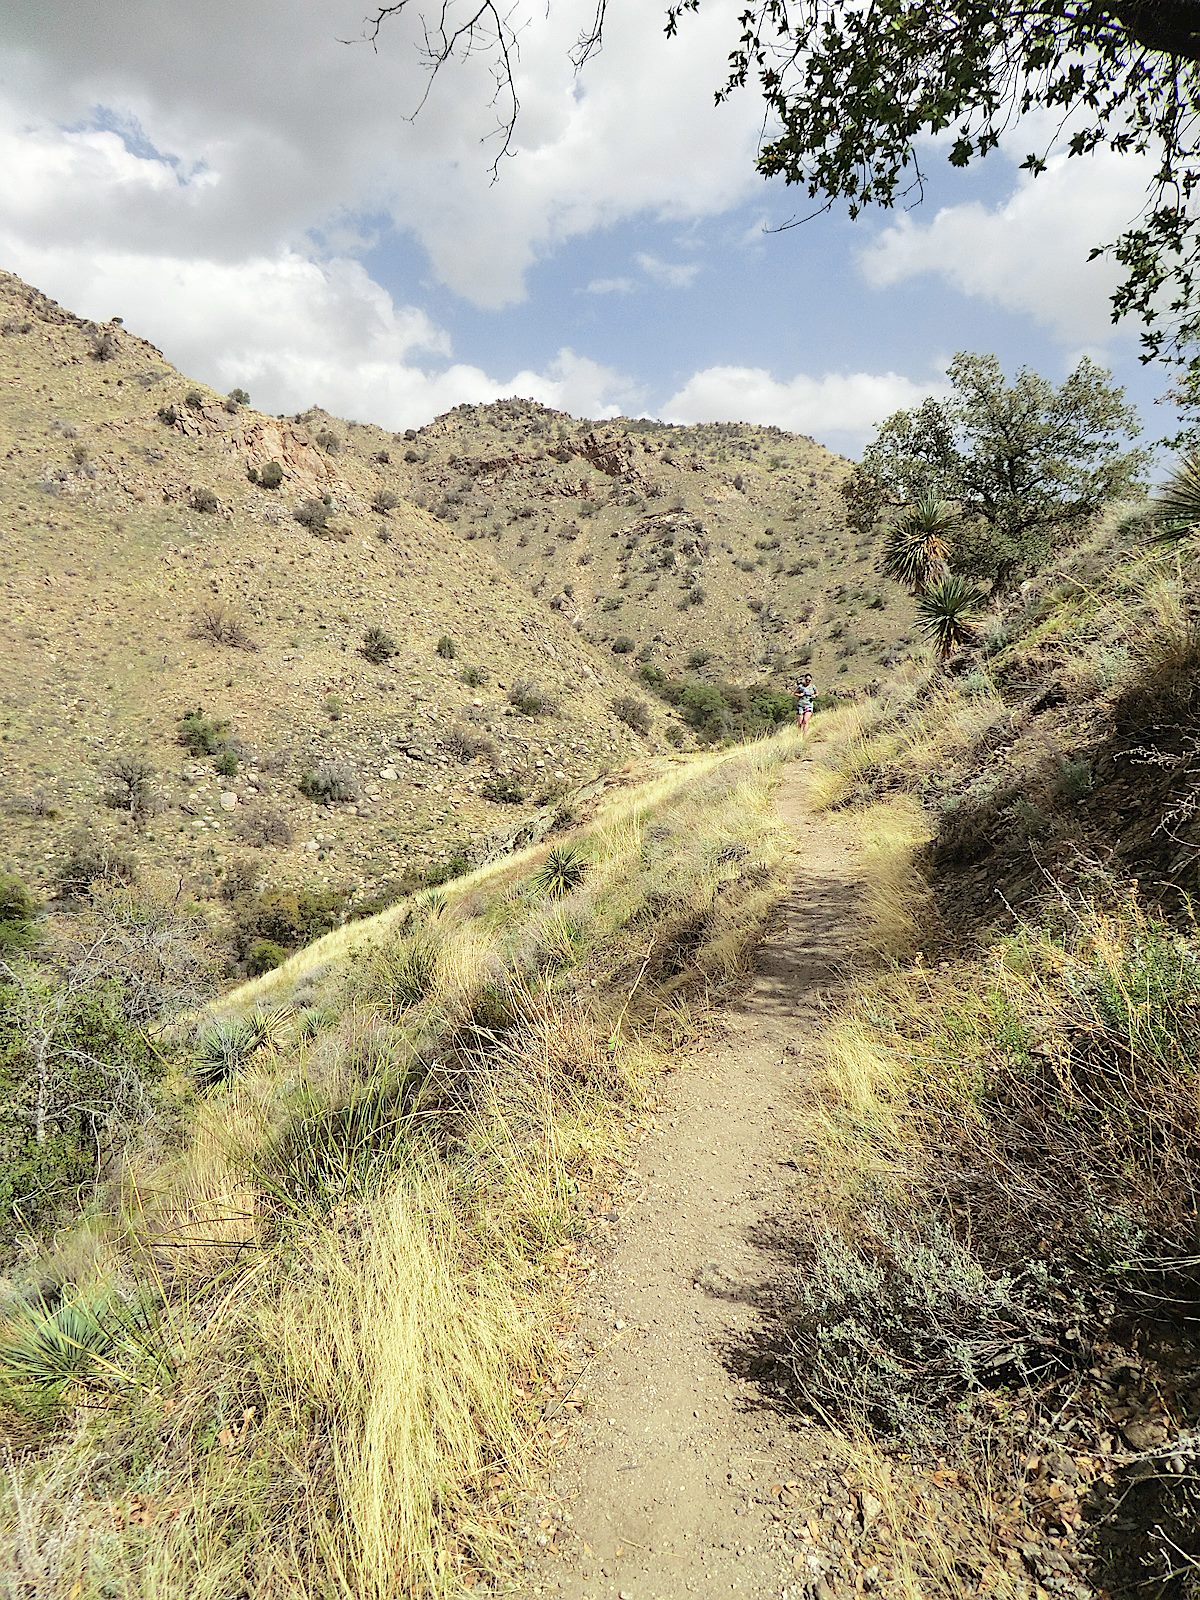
[0,274,680,920]
[0,734,799,1598]
[294,396,916,688]
[746,491,1200,1596]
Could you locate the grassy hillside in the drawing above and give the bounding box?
[0,733,800,1599]
[0,273,677,918]
[296,396,918,688]
[743,501,1200,1596]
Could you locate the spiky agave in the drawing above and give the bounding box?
[532,843,588,900]
[916,574,986,661]
[880,495,958,592]
[1153,452,1200,543]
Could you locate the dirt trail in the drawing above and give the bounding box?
[521,760,862,1600]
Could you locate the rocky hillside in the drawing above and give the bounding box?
[0,273,675,906]
[295,398,917,687]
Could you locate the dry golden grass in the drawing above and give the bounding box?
[0,731,802,1600]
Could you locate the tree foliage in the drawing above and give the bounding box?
[847,352,1146,588]
[363,0,1200,368]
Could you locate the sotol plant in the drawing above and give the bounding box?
[916,574,985,662]
[880,495,957,592]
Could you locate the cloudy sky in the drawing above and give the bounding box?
[0,1,1178,455]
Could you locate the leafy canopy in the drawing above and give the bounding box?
[364,0,1200,370]
[846,352,1146,587]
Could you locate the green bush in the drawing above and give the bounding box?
[0,871,38,954]
[436,636,457,659]
[372,489,401,514]
[612,695,652,735]
[229,886,347,960]
[190,488,219,514]
[361,626,400,664]
[298,763,359,806]
[294,497,331,531]
[55,837,137,900]
[611,636,635,654]
[184,389,204,410]
[228,387,250,406]
[156,405,177,426]
[480,775,526,804]
[508,680,555,716]
[215,748,240,778]
[460,665,487,688]
[315,429,340,453]
[0,966,156,1240]
[253,460,284,490]
[101,755,159,825]
[178,709,231,757]
[246,938,288,976]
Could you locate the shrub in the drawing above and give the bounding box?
[315,429,340,454]
[246,938,288,976]
[184,389,204,410]
[480,774,526,804]
[55,837,138,899]
[215,748,240,778]
[228,887,346,960]
[194,1008,283,1088]
[323,694,343,722]
[190,487,220,513]
[372,488,401,514]
[102,755,159,825]
[687,648,713,669]
[375,450,391,465]
[436,636,456,659]
[508,680,555,716]
[156,405,177,426]
[612,695,652,735]
[443,725,496,764]
[235,808,294,848]
[255,460,284,490]
[0,871,38,954]
[294,496,333,532]
[460,665,487,687]
[90,328,118,362]
[361,626,400,664]
[178,709,231,757]
[611,635,635,654]
[190,601,258,651]
[664,724,688,748]
[228,387,250,406]
[298,763,359,806]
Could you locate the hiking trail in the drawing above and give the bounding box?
[517,759,864,1599]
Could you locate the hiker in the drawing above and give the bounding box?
[795,672,817,733]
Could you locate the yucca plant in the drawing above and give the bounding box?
[532,843,589,900]
[0,1291,116,1395]
[880,495,957,591]
[917,574,986,661]
[194,1005,287,1087]
[1153,452,1200,543]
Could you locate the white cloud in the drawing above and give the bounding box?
[0,230,639,426]
[663,365,943,450]
[859,134,1154,347]
[585,276,636,295]
[635,252,701,289]
[0,2,760,421]
[0,1,765,308]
